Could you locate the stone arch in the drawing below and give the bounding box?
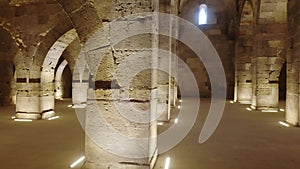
[0,27,18,106]
[55,0,101,43]
[33,18,74,68]
[234,0,254,104]
[60,37,81,73]
[39,28,79,117]
[0,17,26,50]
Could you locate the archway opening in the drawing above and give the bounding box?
[279,62,286,101]
[0,28,16,106]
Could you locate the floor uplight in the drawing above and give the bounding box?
[279,121,289,127]
[164,157,170,169]
[14,119,33,122]
[157,122,164,126]
[246,107,252,111]
[177,105,181,109]
[174,118,178,124]
[48,116,60,121]
[70,156,85,168]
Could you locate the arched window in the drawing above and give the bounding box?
[198,4,208,25]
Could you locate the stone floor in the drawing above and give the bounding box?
[154,98,300,169]
[0,98,299,169]
[0,99,85,169]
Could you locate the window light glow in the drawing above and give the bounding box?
[198,4,208,25]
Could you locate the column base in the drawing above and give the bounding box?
[238,100,252,104]
[81,161,150,169]
[15,110,55,120]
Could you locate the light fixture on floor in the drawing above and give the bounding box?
[68,105,73,108]
[14,119,33,122]
[280,108,285,112]
[177,105,181,109]
[179,99,182,103]
[70,156,85,168]
[11,116,16,119]
[262,109,278,113]
[48,116,60,121]
[279,121,289,127]
[246,107,252,111]
[230,100,235,103]
[174,118,178,124]
[164,157,170,169]
[157,122,164,126]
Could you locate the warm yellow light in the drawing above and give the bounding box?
[48,116,60,121]
[177,105,181,109]
[14,119,33,122]
[70,156,85,168]
[164,157,171,169]
[246,107,252,111]
[11,116,16,119]
[280,109,285,112]
[262,109,278,113]
[279,121,289,127]
[230,101,235,103]
[68,105,73,108]
[179,99,182,103]
[174,118,178,124]
[157,122,164,126]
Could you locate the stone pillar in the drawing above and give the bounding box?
[40,68,56,119]
[286,0,300,125]
[251,2,288,110]
[81,1,157,168]
[251,57,257,109]
[169,0,179,107]
[15,65,50,119]
[235,37,253,104]
[0,60,14,106]
[235,1,253,104]
[157,1,171,122]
